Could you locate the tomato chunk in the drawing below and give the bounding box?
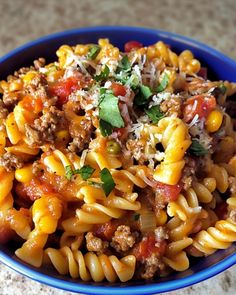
[154,181,182,202]
[183,95,216,122]
[15,178,54,203]
[111,82,126,97]
[48,76,81,105]
[93,221,118,241]
[125,41,143,52]
[132,233,167,261]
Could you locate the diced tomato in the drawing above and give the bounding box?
[111,82,126,97]
[183,95,216,122]
[0,222,15,244]
[48,76,81,106]
[93,220,118,241]
[124,41,143,52]
[132,233,167,261]
[215,201,228,220]
[153,181,182,202]
[15,178,54,203]
[197,67,208,80]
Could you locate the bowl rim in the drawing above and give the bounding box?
[0,25,236,294]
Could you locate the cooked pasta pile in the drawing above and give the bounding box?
[0,38,236,282]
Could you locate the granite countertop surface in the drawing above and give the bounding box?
[0,0,235,294]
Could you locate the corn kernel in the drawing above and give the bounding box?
[15,165,33,183]
[23,72,37,84]
[205,110,223,132]
[98,38,109,47]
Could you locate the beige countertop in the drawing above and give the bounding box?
[0,0,235,294]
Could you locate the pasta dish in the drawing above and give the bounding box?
[0,38,236,282]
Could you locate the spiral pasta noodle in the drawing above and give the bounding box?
[44,246,136,282]
[154,117,191,185]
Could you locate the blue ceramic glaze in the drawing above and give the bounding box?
[0,26,235,295]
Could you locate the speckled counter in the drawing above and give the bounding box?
[0,0,235,294]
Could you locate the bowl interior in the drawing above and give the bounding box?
[0,26,236,294]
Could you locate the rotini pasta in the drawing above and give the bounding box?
[0,38,236,282]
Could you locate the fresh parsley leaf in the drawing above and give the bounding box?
[74,165,95,180]
[116,55,131,73]
[134,85,153,106]
[98,87,113,105]
[87,45,101,60]
[100,168,115,196]
[99,91,124,128]
[133,213,140,221]
[99,119,113,137]
[65,165,74,180]
[145,105,165,124]
[94,65,110,82]
[189,139,208,156]
[156,73,169,92]
[65,165,94,180]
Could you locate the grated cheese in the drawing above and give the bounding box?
[187,114,199,128]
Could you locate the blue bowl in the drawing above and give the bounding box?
[0,26,236,295]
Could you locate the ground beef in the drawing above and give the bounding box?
[110,225,136,253]
[0,100,8,119]
[154,226,169,243]
[68,116,94,153]
[139,253,166,280]
[2,91,22,108]
[33,58,46,70]
[228,176,236,194]
[25,106,64,145]
[13,66,35,77]
[181,156,197,190]
[0,152,24,172]
[85,232,108,254]
[25,73,48,99]
[160,96,183,117]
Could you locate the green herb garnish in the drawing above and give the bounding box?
[87,45,101,60]
[65,165,74,180]
[100,168,115,196]
[65,165,95,180]
[189,139,208,156]
[99,119,113,137]
[156,73,169,92]
[116,55,131,73]
[94,65,110,82]
[145,105,165,124]
[134,85,153,106]
[99,89,124,128]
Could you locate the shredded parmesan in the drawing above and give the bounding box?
[188,114,199,128]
